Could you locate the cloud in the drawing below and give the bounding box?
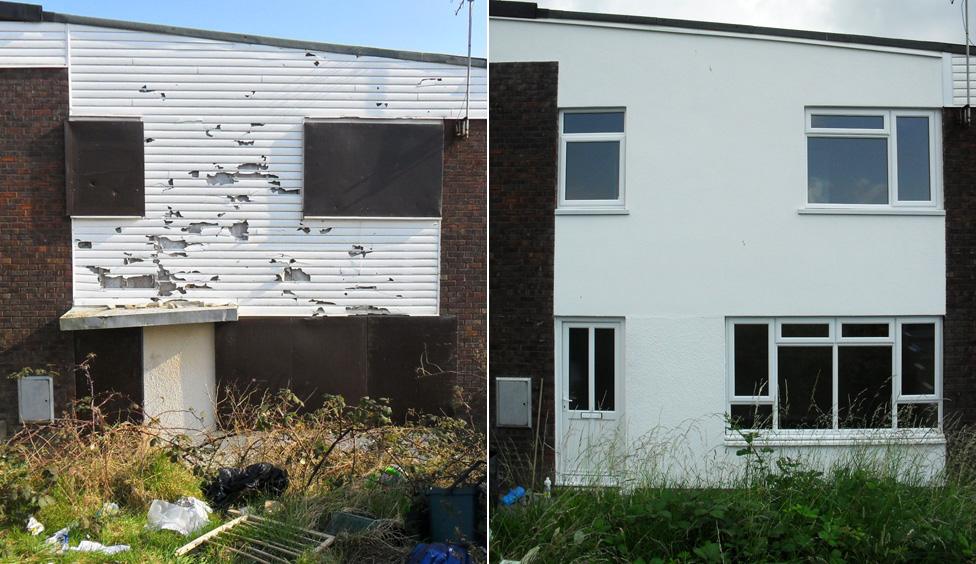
[538,0,968,45]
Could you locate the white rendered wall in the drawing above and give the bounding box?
[493,19,948,481]
[143,323,216,434]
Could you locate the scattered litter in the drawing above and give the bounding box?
[324,511,381,535]
[203,463,289,509]
[407,542,472,564]
[176,509,334,560]
[501,486,526,506]
[146,497,212,535]
[69,540,130,555]
[98,501,120,517]
[26,516,44,536]
[45,527,69,552]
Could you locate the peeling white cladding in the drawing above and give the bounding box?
[0,22,66,66]
[52,23,486,316]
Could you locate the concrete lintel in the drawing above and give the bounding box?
[60,305,238,331]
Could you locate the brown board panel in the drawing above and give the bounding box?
[303,121,443,217]
[366,315,458,420]
[73,328,143,424]
[215,317,368,412]
[65,120,145,216]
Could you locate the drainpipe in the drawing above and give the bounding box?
[456,0,473,138]
[967,0,972,124]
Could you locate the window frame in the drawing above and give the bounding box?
[803,108,941,212]
[558,108,627,212]
[558,318,624,416]
[726,316,942,437]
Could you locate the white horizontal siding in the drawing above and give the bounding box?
[69,24,486,316]
[0,22,67,67]
[950,54,976,106]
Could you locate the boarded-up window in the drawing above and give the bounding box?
[65,120,145,216]
[303,121,444,217]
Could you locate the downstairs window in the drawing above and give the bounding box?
[727,317,941,432]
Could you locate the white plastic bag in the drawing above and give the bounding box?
[69,540,130,555]
[26,515,44,536]
[146,496,212,535]
[44,527,70,552]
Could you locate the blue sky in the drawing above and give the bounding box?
[41,0,485,58]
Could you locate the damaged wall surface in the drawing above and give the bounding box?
[0,21,486,316]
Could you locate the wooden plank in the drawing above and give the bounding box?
[174,515,247,556]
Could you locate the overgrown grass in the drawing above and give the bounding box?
[491,434,976,563]
[0,382,484,562]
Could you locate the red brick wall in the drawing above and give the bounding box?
[944,107,976,428]
[441,119,488,426]
[488,62,559,482]
[0,68,72,434]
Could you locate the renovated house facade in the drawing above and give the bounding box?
[0,2,486,434]
[490,1,976,483]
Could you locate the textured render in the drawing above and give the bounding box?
[488,62,559,479]
[143,323,217,433]
[492,18,947,481]
[943,107,976,428]
[441,119,488,425]
[0,67,72,435]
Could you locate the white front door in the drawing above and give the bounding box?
[556,319,624,484]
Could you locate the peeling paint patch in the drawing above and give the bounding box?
[417,77,444,86]
[205,124,221,137]
[206,172,237,186]
[296,226,310,234]
[237,162,268,173]
[347,285,378,290]
[236,139,255,146]
[189,170,200,178]
[320,227,333,234]
[138,85,154,92]
[145,137,155,143]
[182,222,219,234]
[348,245,373,258]
[226,195,251,203]
[164,207,183,219]
[123,257,144,265]
[115,227,122,233]
[271,186,299,195]
[77,241,92,249]
[244,91,255,98]
[277,267,311,282]
[310,299,336,305]
[226,220,249,241]
[345,305,390,314]
[250,122,265,127]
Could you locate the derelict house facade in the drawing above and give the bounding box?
[0,2,487,434]
[490,1,976,484]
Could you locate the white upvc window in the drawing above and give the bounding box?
[727,317,942,435]
[804,109,941,212]
[558,109,626,212]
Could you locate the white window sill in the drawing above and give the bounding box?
[724,430,945,447]
[555,208,629,216]
[798,207,944,216]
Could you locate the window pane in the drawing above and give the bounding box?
[901,323,936,395]
[568,328,589,410]
[565,141,620,200]
[810,114,885,129]
[594,328,615,411]
[778,346,833,429]
[897,403,938,428]
[730,404,773,429]
[734,324,769,396]
[841,323,889,338]
[781,323,829,338]
[838,346,893,429]
[564,112,625,133]
[896,116,931,201]
[808,137,888,204]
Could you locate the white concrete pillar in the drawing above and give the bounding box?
[142,323,217,434]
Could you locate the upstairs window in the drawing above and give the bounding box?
[559,109,625,211]
[805,109,939,211]
[65,119,145,217]
[728,317,941,432]
[303,120,444,218]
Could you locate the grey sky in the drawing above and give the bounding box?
[538,0,972,45]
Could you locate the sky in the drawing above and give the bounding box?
[40,0,486,58]
[538,0,973,45]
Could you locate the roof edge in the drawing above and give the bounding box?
[32,9,485,68]
[490,0,970,56]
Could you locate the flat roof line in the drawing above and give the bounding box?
[0,2,485,67]
[490,1,970,56]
